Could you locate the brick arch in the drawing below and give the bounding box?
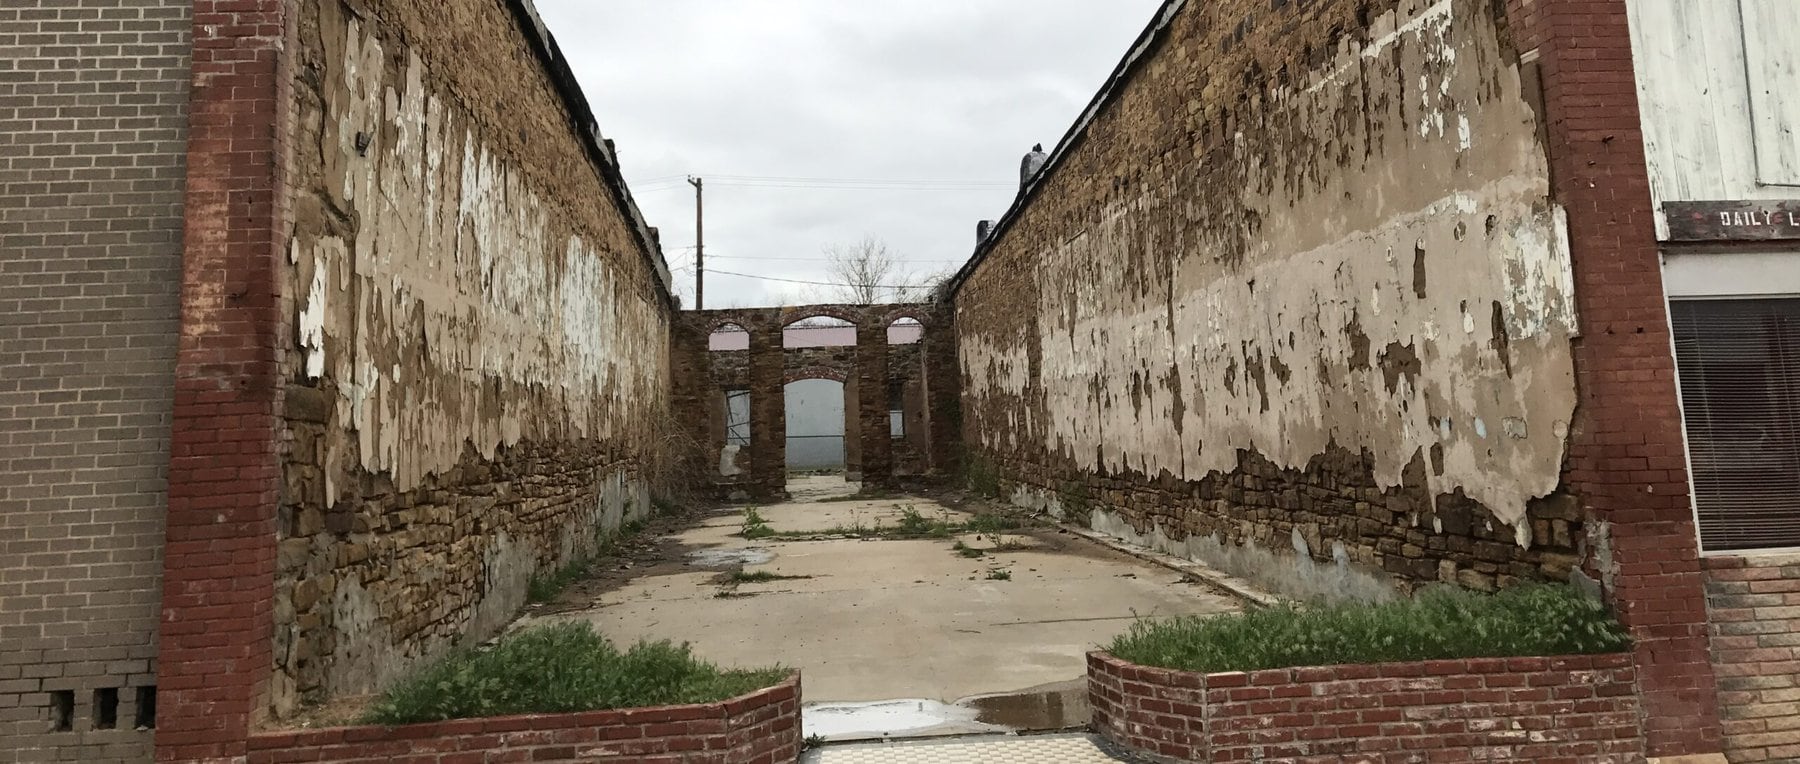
[880,306,932,329]
[784,365,850,384]
[778,304,863,328]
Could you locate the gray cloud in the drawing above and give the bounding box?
[534,0,1164,307]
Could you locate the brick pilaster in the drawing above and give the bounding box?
[748,324,787,500]
[856,324,893,487]
[156,0,291,760]
[1501,0,1724,757]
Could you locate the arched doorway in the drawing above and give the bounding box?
[784,378,846,471]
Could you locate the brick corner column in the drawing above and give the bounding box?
[155,0,292,760]
[921,306,962,475]
[856,324,893,487]
[1505,0,1724,758]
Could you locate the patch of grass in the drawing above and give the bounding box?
[1107,584,1631,674]
[728,571,810,584]
[527,517,648,603]
[985,568,1012,581]
[804,734,828,750]
[714,590,762,599]
[362,622,787,725]
[965,514,1021,534]
[952,540,986,559]
[739,507,774,540]
[893,506,956,539]
[965,455,1001,498]
[527,561,591,604]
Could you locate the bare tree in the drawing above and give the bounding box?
[823,236,934,304]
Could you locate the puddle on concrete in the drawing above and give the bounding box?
[802,699,1003,741]
[687,547,774,567]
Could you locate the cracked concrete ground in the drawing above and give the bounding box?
[522,476,1241,738]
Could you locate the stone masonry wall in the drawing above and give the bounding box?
[1704,553,1800,763]
[0,1,191,760]
[952,0,1584,601]
[272,0,674,718]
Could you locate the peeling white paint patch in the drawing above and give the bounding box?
[297,17,668,495]
[958,0,1577,532]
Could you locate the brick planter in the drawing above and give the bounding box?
[1088,652,1645,763]
[246,674,801,764]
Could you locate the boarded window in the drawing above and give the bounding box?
[1741,0,1800,186]
[1671,297,1800,551]
[724,389,751,446]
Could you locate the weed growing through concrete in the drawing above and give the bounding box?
[986,568,1012,581]
[1108,584,1630,673]
[952,540,986,559]
[739,507,774,539]
[804,734,828,750]
[362,622,787,724]
[728,571,810,584]
[965,514,1022,534]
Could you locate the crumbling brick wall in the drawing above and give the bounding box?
[950,0,1584,601]
[0,1,191,759]
[271,0,674,717]
[670,305,951,498]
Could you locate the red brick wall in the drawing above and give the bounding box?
[1089,651,1644,763]
[246,676,801,764]
[1496,0,1724,756]
[156,0,291,760]
[1704,554,1800,763]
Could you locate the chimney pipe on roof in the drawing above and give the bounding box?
[1020,143,1048,187]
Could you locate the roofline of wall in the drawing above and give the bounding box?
[504,0,677,309]
[940,0,1189,301]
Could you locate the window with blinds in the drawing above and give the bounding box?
[1671,297,1800,551]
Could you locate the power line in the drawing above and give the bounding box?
[705,254,963,264]
[631,173,1013,193]
[703,268,936,290]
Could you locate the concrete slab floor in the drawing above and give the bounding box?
[521,476,1241,739]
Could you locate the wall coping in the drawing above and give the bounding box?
[1087,649,1637,686]
[247,673,799,751]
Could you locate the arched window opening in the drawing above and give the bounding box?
[709,323,749,351]
[783,316,856,348]
[887,317,923,345]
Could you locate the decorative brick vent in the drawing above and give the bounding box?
[1088,652,1644,763]
[246,675,800,764]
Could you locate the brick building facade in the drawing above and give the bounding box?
[1,1,191,760]
[3,0,1795,762]
[949,0,1795,761]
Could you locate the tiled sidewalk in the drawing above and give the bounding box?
[803,733,1143,763]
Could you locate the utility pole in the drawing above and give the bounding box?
[688,176,704,309]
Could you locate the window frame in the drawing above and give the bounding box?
[1663,251,1800,555]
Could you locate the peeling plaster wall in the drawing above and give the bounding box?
[274,0,672,714]
[955,0,1582,595]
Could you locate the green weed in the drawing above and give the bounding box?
[1107,584,1630,674]
[362,622,787,725]
[728,571,810,584]
[739,507,774,540]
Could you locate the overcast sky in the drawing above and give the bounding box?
[533,1,1164,308]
